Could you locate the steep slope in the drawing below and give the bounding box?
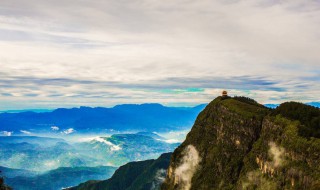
[237,116,320,190]
[162,97,320,190]
[67,153,171,190]
[162,96,268,190]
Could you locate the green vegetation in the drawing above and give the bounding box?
[162,96,268,190]
[221,97,268,119]
[233,96,263,108]
[272,102,320,138]
[162,96,320,190]
[68,153,172,190]
[238,115,320,190]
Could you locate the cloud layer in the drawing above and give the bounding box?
[174,145,200,190]
[0,0,319,109]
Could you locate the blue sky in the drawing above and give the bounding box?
[0,0,319,110]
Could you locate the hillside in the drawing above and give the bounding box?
[272,102,320,138]
[67,153,171,190]
[162,96,320,190]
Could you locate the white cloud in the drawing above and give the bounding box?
[20,130,31,134]
[51,126,59,131]
[157,139,181,144]
[174,145,201,190]
[268,142,285,168]
[158,130,189,142]
[0,0,319,109]
[2,131,13,136]
[92,137,122,151]
[151,169,167,190]
[62,128,75,135]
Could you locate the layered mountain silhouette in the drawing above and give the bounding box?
[4,166,116,190]
[0,104,206,133]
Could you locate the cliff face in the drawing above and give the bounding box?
[162,97,320,190]
[238,116,320,190]
[162,97,268,190]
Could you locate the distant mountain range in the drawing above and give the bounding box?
[264,101,320,108]
[0,136,65,147]
[0,103,206,134]
[3,166,116,190]
[0,109,53,114]
[1,102,317,135]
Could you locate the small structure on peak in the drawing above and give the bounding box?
[222,90,228,97]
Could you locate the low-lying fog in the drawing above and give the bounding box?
[0,130,189,172]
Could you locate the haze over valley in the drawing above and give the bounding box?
[0,103,205,189]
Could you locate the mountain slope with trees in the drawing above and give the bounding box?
[162,96,320,190]
[67,153,171,190]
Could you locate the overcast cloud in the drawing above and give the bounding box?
[0,0,319,110]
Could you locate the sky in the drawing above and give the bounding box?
[0,0,319,110]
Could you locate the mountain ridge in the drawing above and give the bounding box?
[0,103,206,134]
[162,96,320,190]
[4,166,116,190]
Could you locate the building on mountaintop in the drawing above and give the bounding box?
[222,90,228,97]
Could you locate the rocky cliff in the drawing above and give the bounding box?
[162,96,320,190]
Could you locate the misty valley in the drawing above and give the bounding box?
[0,133,181,190]
[0,104,204,190]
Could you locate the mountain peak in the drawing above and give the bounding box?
[162,96,320,190]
